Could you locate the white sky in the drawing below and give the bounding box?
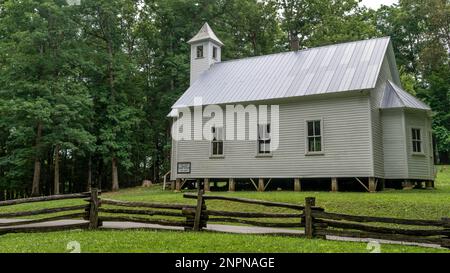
[360,0,398,9]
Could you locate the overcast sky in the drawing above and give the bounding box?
[360,0,398,9]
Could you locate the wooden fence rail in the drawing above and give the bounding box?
[0,190,449,249]
[0,193,91,207]
[183,192,307,232]
[0,205,88,218]
[97,192,198,230]
[0,190,96,234]
[203,210,302,218]
[311,210,445,226]
[101,199,196,210]
[182,194,450,249]
[306,199,450,248]
[183,193,310,210]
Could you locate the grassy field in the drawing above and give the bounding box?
[2,165,449,219]
[0,230,448,253]
[0,165,449,253]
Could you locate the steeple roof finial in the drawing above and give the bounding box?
[188,22,224,46]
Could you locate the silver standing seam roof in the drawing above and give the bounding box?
[381,81,431,110]
[171,37,429,113]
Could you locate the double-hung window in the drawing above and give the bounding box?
[196,45,204,58]
[412,128,422,153]
[307,120,323,153]
[211,126,224,156]
[258,124,271,154]
[212,46,218,60]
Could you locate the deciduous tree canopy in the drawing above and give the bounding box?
[0,0,448,198]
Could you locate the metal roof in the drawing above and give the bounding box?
[381,81,431,110]
[188,22,224,46]
[172,37,392,109]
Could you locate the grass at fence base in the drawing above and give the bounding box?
[0,229,448,253]
[104,165,450,221]
[1,165,449,223]
[0,166,449,253]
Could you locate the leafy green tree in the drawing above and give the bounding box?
[274,0,377,50]
[217,0,283,57]
[0,0,94,196]
[376,0,450,160]
[1,0,448,199]
[74,0,142,191]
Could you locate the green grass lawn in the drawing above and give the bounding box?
[2,165,449,219]
[103,165,450,220]
[0,165,449,253]
[0,230,448,253]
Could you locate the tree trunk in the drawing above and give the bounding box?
[289,32,299,51]
[155,151,160,183]
[97,154,104,191]
[112,157,119,191]
[31,122,43,196]
[107,33,119,192]
[87,156,92,191]
[54,144,60,195]
[107,38,115,101]
[70,160,75,193]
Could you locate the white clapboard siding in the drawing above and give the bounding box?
[190,41,210,86]
[173,93,372,179]
[370,53,398,178]
[382,109,408,178]
[405,111,434,180]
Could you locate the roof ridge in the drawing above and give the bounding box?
[217,37,391,65]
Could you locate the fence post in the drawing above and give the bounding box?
[182,207,194,231]
[88,188,99,229]
[304,197,316,239]
[442,218,450,249]
[193,189,205,231]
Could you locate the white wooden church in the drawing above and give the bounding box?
[169,23,434,192]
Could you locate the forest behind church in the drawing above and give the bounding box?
[0,0,448,198]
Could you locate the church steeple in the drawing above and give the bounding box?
[188,23,223,86]
[188,22,224,46]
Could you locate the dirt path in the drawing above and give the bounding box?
[0,219,443,250]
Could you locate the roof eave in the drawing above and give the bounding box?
[187,37,224,46]
[172,88,370,109]
[380,106,432,112]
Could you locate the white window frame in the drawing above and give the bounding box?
[196,45,204,59]
[256,123,272,157]
[212,46,218,60]
[210,126,224,158]
[411,127,425,156]
[305,119,324,155]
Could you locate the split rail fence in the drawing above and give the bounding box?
[0,190,97,234]
[0,188,449,249]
